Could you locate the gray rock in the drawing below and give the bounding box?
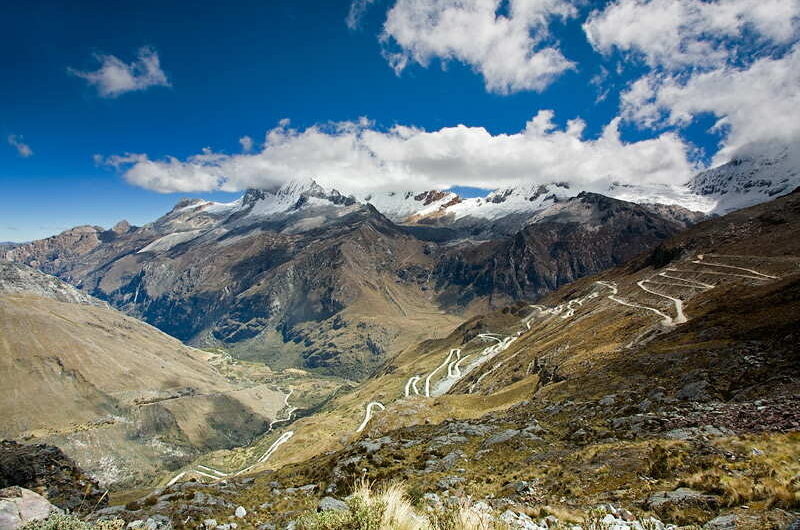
[192,491,233,508]
[203,520,218,529]
[94,505,127,517]
[427,434,468,453]
[234,506,247,518]
[664,425,734,440]
[676,380,712,401]
[445,422,493,437]
[0,487,61,529]
[499,509,543,529]
[437,476,465,490]
[439,451,466,471]
[357,437,394,454]
[523,421,546,435]
[284,484,317,495]
[129,515,172,530]
[703,514,738,529]
[599,394,616,406]
[647,488,718,510]
[422,493,441,506]
[318,497,348,512]
[482,429,520,448]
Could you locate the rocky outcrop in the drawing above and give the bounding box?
[0,261,103,306]
[0,441,106,513]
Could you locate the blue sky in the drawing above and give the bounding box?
[2,0,798,241]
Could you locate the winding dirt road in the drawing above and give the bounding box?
[355,402,385,433]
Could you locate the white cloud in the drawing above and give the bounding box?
[101,112,696,194]
[621,44,800,164]
[584,0,800,70]
[239,136,254,152]
[69,46,171,98]
[7,135,33,158]
[380,0,577,93]
[347,0,378,29]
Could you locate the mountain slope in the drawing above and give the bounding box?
[0,261,289,488]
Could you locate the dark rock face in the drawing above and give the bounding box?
[433,193,688,306]
[0,441,107,513]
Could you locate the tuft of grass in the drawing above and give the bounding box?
[21,513,124,530]
[295,480,508,530]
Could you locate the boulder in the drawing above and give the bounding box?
[498,509,544,529]
[0,487,61,529]
[703,514,738,529]
[482,429,520,448]
[647,488,719,511]
[317,497,348,512]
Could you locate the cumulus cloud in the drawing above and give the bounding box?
[621,44,800,164]
[69,46,171,98]
[380,0,578,93]
[7,135,33,158]
[586,0,800,165]
[100,112,696,194]
[584,0,800,70]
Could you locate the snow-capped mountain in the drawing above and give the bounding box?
[353,190,461,222]
[689,147,800,215]
[25,148,792,264]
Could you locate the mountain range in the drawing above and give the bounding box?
[5,152,798,380]
[4,185,697,380]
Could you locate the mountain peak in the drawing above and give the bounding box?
[689,147,800,214]
[240,179,356,217]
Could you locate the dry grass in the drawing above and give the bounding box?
[678,433,800,510]
[295,480,509,530]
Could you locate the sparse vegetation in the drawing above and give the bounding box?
[21,513,124,530]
